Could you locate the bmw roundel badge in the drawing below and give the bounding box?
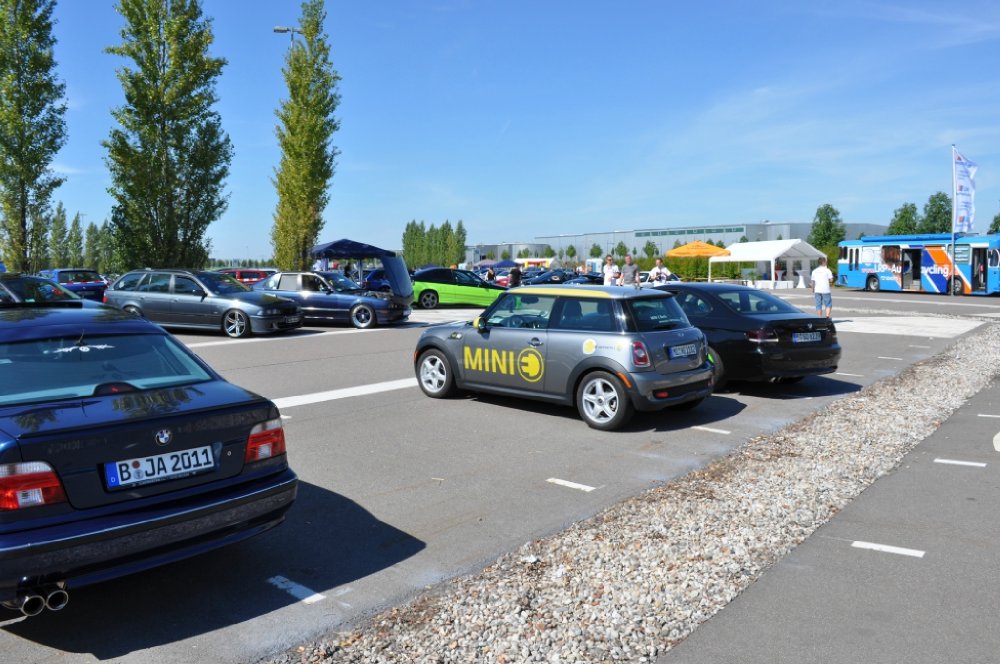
[154,429,173,446]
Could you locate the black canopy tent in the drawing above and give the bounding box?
[309,238,413,304]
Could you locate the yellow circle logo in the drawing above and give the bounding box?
[582,339,597,355]
[517,348,545,383]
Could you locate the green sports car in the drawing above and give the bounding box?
[411,268,507,309]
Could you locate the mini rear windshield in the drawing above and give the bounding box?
[0,333,213,406]
[624,296,690,332]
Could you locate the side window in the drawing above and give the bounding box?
[139,273,171,293]
[990,249,1000,268]
[454,271,479,286]
[486,294,556,328]
[677,293,712,317]
[173,276,202,295]
[302,275,324,291]
[278,274,299,291]
[549,297,616,331]
[260,275,279,289]
[114,273,145,291]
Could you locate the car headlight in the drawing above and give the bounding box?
[260,307,282,316]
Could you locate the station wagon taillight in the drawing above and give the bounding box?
[245,418,287,463]
[0,462,67,510]
[631,341,651,367]
[746,328,779,344]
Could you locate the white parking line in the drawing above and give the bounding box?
[835,372,864,377]
[692,425,731,435]
[934,458,987,468]
[877,356,904,361]
[546,478,596,492]
[976,414,1000,418]
[908,344,931,349]
[851,541,925,558]
[267,575,326,604]
[273,378,418,409]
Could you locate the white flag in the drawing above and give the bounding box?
[953,146,978,234]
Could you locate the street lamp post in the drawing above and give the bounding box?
[273,25,302,43]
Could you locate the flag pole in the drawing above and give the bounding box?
[951,144,957,296]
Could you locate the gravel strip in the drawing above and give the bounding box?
[267,323,1000,664]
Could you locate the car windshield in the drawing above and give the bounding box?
[197,272,250,294]
[0,332,213,406]
[0,277,80,304]
[715,289,801,315]
[323,272,362,290]
[626,296,689,331]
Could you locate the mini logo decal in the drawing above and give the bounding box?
[582,339,597,355]
[154,429,173,446]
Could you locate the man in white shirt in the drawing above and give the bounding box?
[648,257,673,286]
[810,257,835,318]
[602,255,620,286]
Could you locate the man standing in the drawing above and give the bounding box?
[508,264,522,288]
[810,257,834,318]
[619,255,640,288]
[649,257,673,286]
[602,255,620,286]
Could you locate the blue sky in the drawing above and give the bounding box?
[50,1,1000,260]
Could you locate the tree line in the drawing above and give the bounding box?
[401,220,467,268]
[0,0,338,275]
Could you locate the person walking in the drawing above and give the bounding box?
[508,264,522,287]
[602,255,620,286]
[649,257,673,286]
[619,254,640,288]
[810,257,834,318]
[485,266,496,281]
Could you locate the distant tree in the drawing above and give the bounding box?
[642,240,658,259]
[916,192,952,234]
[97,222,122,274]
[517,248,530,258]
[807,204,846,247]
[0,0,67,273]
[557,248,564,260]
[105,0,232,269]
[453,220,467,264]
[566,244,577,260]
[631,246,638,256]
[84,222,100,268]
[500,250,511,260]
[271,0,340,270]
[543,245,555,258]
[614,241,628,258]
[776,234,783,240]
[486,250,495,260]
[48,202,70,266]
[887,202,919,235]
[673,239,683,248]
[990,212,1000,234]
[66,212,83,265]
[739,235,749,243]
[589,243,602,258]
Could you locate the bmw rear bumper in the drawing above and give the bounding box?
[0,469,297,602]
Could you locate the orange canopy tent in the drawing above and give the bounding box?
[666,240,730,258]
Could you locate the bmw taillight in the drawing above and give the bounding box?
[0,462,67,511]
[632,340,651,367]
[746,328,779,344]
[245,418,287,463]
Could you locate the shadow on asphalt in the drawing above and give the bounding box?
[3,482,424,659]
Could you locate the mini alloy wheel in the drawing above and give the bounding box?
[576,371,632,430]
[417,349,455,398]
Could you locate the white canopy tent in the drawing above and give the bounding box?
[708,239,827,286]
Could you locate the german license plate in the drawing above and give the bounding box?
[284,315,300,324]
[669,343,698,358]
[793,331,822,343]
[104,445,214,489]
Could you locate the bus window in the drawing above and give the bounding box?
[990,249,1000,268]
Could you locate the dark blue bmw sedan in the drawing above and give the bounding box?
[0,302,297,617]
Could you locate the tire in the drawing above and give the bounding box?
[576,371,633,431]
[223,309,251,338]
[350,304,376,329]
[866,275,879,292]
[123,305,142,318]
[416,349,456,398]
[419,290,439,309]
[707,345,727,391]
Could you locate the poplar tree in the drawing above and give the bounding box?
[66,211,83,265]
[104,0,232,269]
[0,0,66,273]
[84,222,100,268]
[271,0,341,270]
[48,201,69,265]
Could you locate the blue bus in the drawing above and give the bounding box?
[838,233,1000,295]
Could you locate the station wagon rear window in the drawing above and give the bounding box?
[0,333,212,406]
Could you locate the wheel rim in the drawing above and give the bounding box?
[225,311,247,337]
[353,306,373,326]
[420,356,447,393]
[420,292,438,308]
[581,377,620,424]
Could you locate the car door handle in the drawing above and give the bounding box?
[528,338,543,347]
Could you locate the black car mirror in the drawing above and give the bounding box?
[474,316,488,331]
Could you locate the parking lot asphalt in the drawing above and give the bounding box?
[660,375,1000,664]
[1,289,997,663]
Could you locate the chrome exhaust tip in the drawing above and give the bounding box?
[19,594,46,617]
[44,587,69,612]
